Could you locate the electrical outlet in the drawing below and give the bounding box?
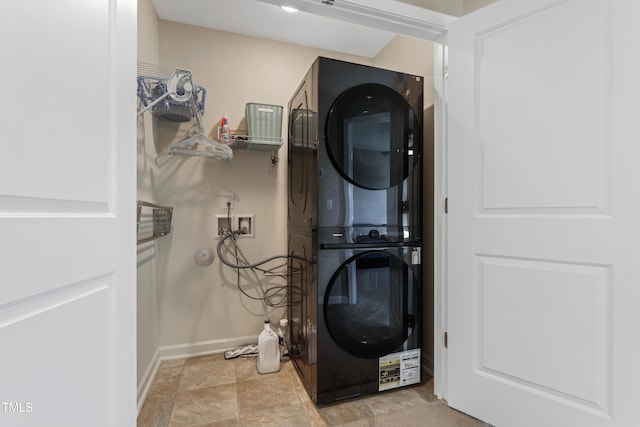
[236,214,254,238]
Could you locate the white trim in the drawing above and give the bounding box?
[157,334,257,360]
[433,35,448,400]
[114,0,138,424]
[136,335,258,411]
[136,348,160,414]
[256,0,456,41]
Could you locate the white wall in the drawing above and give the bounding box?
[137,0,435,397]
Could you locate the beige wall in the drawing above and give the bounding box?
[151,21,378,351]
[463,0,498,14]
[396,0,497,15]
[396,0,463,16]
[137,4,435,391]
[375,35,435,106]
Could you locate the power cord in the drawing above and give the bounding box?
[217,202,305,308]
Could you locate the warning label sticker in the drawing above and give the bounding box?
[378,349,421,391]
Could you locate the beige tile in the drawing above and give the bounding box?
[374,400,487,427]
[331,420,375,427]
[287,362,312,403]
[147,366,184,397]
[141,354,487,427]
[137,392,175,427]
[362,388,426,416]
[185,353,226,365]
[178,359,236,392]
[316,399,375,426]
[238,403,311,427]
[160,358,187,369]
[235,358,294,383]
[137,365,184,427]
[413,378,439,403]
[280,359,297,376]
[169,383,237,427]
[234,357,263,383]
[237,373,301,412]
[302,402,329,427]
[193,420,239,427]
[292,373,312,403]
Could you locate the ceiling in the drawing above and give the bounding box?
[151,0,451,58]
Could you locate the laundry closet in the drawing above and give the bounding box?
[136,0,435,405]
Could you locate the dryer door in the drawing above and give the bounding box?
[323,250,418,359]
[325,83,420,190]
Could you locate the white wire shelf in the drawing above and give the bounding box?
[136,201,173,244]
[219,127,283,151]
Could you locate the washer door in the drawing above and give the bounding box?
[325,83,420,190]
[324,250,417,359]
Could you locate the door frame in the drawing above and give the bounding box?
[256,0,455,40]
[433,36,448,400]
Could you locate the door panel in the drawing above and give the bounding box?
[0,2,111,206]
[0,1,136,426]
[447,0,640,426]
[479,256,611,408]
[476,0,609,214]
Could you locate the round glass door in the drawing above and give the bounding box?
[324,251,416,359]
[325,83,420,190]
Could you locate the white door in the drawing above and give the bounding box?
[447,0,640,426]
[0,2,136,427]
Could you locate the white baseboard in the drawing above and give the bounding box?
[137,348,160,414]
[137,335,257,412]
[156,334,257,361]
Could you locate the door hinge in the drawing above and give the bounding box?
[444,332,448,348]
[444,197,448,214]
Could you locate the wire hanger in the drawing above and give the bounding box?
[163,96,233,160]
[138,67,233,160]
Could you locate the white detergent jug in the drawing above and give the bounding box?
[257,320,280,374]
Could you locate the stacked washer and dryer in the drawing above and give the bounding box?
[287,57,424,405]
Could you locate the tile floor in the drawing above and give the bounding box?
[137,353,487,427]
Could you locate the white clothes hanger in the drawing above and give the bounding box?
[164,96,233,160]
[138,67,233,160]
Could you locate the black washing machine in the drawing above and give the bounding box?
[287,57,423,404]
